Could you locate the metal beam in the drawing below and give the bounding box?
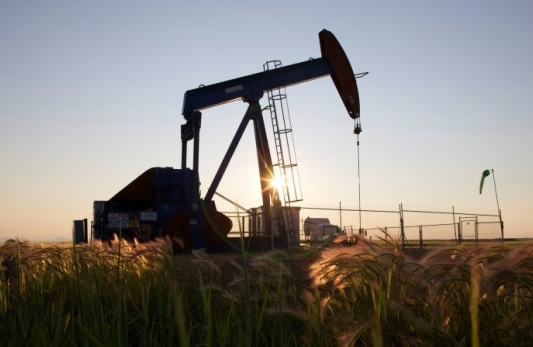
[181,29,361,120]
[182,58,332,116]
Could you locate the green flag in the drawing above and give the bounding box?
[479,169,491,194]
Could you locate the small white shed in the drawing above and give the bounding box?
[303,217,338,241]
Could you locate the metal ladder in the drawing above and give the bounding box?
[263,60,303,245]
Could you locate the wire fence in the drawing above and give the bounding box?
[220,203,504,247]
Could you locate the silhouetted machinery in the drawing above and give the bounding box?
[92,29,361,251]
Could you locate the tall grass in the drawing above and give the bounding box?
[0,237,175,346]
[305,235,533,346]
[2,235,533,346]
[0,237,309,346]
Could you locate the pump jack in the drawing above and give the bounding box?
[92,29,361,251]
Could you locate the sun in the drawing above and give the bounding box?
[269,174,284,194]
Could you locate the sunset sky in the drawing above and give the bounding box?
[1,1,532,242]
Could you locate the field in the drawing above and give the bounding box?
[2,236,533,346]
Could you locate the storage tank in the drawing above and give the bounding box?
[249,206,301,244]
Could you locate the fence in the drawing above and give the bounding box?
[220,203,504,247]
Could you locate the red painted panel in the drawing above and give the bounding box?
[319,29,360,119]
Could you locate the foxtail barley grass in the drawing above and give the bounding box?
[304,234,533,346]
[3,234,533,346]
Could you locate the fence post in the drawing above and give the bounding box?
[452,206,458,244]
[419,225,423,249]
[475,216,479,246]
[339,201,342,231]
[499,209,504,243]
[400,203,406,248]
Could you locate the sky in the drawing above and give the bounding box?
[1,1,532,242]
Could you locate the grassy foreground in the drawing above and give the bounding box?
[2,236,533,346]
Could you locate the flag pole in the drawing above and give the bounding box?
[491,169,504,242]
